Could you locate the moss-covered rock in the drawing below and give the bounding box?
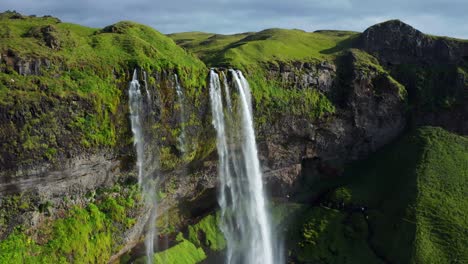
[287,127,468,263]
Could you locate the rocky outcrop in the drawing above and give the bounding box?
[0,152,119,197]
[266,61,336,93]
[0,50,51,75]
[26,25,62,50]
[256,54,406,195]
[357,20,468,135]
[358,20,468,64]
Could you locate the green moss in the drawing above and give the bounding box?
[0,12,207,166]
[390,64,466,111]
[248,70,336,123]
[153,238,206,264]
[0,194,34,234]
[289,207,381,263]
[290,127,467,263]
[187,213,226,251]
[347,49,407,100]
[0,184,142,263]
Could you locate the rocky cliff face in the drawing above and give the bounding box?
[358,20,468,135]
[358,19,468,64]
[0,13,466,263]
[253,52,406,195]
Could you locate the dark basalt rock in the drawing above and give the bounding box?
[258,57,406,196]
[358,19,468,64]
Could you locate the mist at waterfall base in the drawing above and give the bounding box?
[128,69,281,263]
[209,69,283,264]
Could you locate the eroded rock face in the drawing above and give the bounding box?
[256,55,406,195]
[266,61,336,93]
[0,152,119,198]
[358,19,468,64]
[0,50,51,75]
[358,20,468,136]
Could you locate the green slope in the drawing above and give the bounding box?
[0,11,207,167]
[168,29,359,123]
[288,127,468,263]
[168,29,359,68]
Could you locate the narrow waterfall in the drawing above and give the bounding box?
[174,74,187,155]
[128,70,144,186]
[128,69,157,264]
[143,70,151,102]
[209,69,275,264]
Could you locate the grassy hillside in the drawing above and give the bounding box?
[288,127,468,263]
[169,29,359,123]
[169,29,358,68]
[0,11,207,167]
[0,184,143,263]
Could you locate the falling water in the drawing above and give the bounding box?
[128,69,156,264]
[174,74,187,155]
[143,71,152,102]
[209,69,275,264]
[128,70,144,186]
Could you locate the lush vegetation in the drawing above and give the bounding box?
[0,11,207,168]
[288,127,468,263]
[1,11,466,264]
[187,213,226,251]
[0,184,142,264]
[153,235,206,264]
[390,63,467,111]
[169,29,358,68]
[133,212,224,264]
[248,71,336,123]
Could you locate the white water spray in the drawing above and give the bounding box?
[174,74,187,155]
[143,71,151,102]
[128,70,144,186]
[209,69,276,264]
[128,69,156,264]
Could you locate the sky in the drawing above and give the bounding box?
[2,0,467,39]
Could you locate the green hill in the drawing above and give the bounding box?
[0,11,206,167]
[288,127,468,263]
[168,29,358,68]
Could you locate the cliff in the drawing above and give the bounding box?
[0,11,466,263]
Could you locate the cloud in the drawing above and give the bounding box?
[1,0,467,38]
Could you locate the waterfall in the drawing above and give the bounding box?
[174,74,187,155]
[209,69,276,264]
[128,69,144,186]
[143,71,151,102]
[128,69,156,264]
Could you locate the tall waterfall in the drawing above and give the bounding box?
[209,69,275,264]
[128,69,157,264]
[174,74,187,155]
[128,70,144,186]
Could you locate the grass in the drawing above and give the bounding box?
[288,126,468,263]
[169,28,359,69]
[187,213,226,251]
[290,207,383,263]
[153,234,206,264]
[136,212,224,264]
[248,71,336,123]
[0,184,142,264]
[390,63,467,111]
[0,12,207,168]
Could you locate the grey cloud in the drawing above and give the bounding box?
[2,0,467,38]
